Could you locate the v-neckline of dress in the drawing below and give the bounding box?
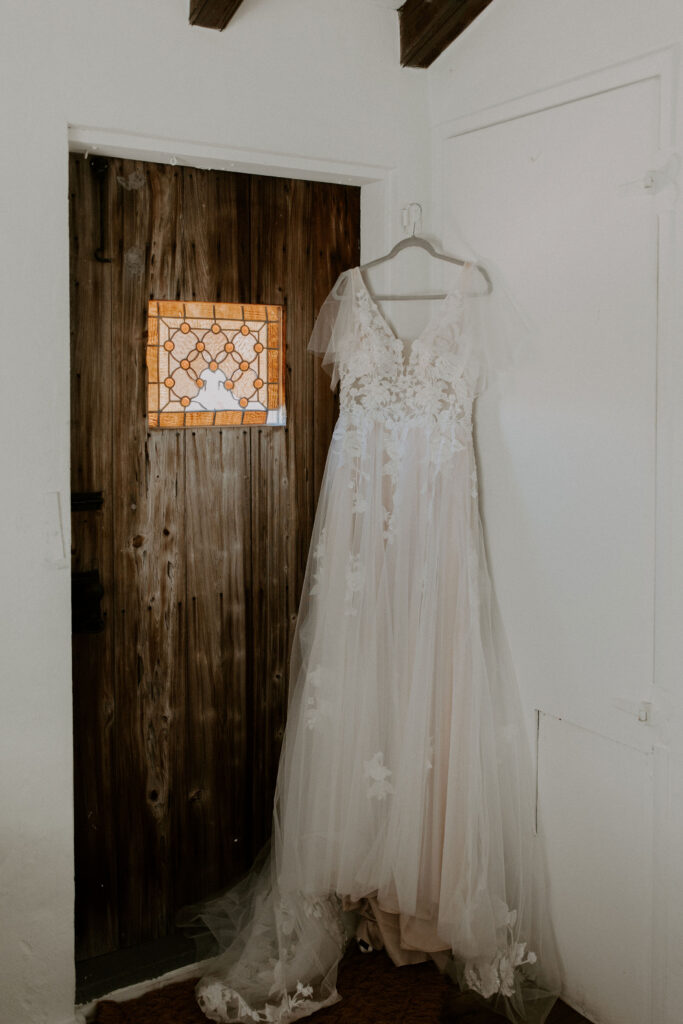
[352,264,468,374]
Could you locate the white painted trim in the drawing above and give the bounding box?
[650,744,671,1024]
[433,45,677,138]
[67,125,393,187]
[67,124,393,267]
[431,46,678,256]
[652,210,681,702]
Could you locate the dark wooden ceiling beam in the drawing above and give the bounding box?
[189,0,244,31]
[399,0,496,68]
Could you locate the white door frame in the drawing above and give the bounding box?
[67,123,399,267]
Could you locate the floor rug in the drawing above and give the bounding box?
[92,944,584,1024]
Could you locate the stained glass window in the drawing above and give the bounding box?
[147,301,285,427]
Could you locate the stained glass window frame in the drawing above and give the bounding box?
[146,300,286,428]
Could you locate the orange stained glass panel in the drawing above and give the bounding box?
[146,348,159,383]
[159,412,185,428]
[215,411,244,426]
[267,350,280,383]
[147,300,286,428]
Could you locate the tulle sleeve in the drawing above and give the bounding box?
[462,258,533,397]
[308,269,355,391]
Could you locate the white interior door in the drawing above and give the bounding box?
[440,70,664,1024]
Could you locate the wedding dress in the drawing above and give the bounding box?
[181,262,561,1024]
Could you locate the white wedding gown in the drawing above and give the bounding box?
[182,263,561,1023]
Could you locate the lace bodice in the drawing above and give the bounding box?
[337,268,477,448]
[327,268,480,514]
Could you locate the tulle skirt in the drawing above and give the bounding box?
[179,418,560,1024]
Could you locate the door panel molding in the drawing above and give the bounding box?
[433,44,678,743]
[432,46,680,1024]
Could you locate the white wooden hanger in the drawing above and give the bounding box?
[359,234,492,299]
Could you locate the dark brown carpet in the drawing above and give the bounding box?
[92,945,587,1024]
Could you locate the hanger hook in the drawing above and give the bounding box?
[401,202,423,237]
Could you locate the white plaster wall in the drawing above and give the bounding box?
[427,3,683,1022]
[0,3,429,1022]
[428,0,683,128]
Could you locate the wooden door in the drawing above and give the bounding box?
[69,156,359,960]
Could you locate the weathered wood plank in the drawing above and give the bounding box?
[248,178,358,854]
[310,182,361,503]
[399,0,496,68]
[175,166,252,908]
[189,0,244,31]
[248,176,301,853]
[70,153,119,960]
[111,159,186,947]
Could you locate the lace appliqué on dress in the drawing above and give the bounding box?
[197,979,316,1024]
[196,890,347,1024]
[303,667,331,733]
[309,528,328,596]
[461,909,538,1000]
[344,553,365,616]
[363,752,395,800]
